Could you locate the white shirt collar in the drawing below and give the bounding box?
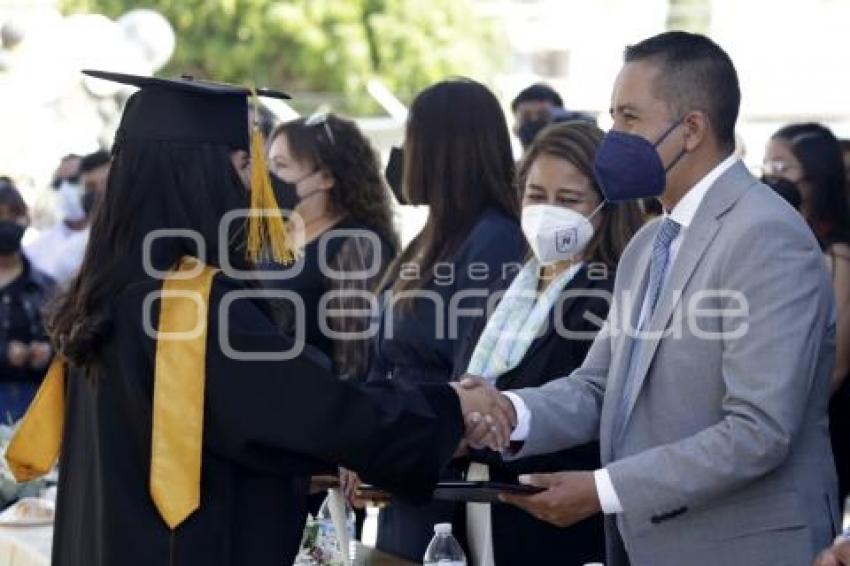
[667,154,739,228]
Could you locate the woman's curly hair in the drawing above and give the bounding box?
[269,115,400,254]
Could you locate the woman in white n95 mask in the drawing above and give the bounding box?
[455,120,645,566]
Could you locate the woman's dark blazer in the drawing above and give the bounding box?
[453,263,614,566]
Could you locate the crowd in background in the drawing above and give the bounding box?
[3,61,850,564]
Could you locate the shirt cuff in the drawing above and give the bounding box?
[594,468,623,514]
[503,392,531,442]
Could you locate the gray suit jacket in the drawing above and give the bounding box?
[508,162,840,566]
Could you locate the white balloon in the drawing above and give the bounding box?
[118,9,175,72]
[58,14,150,97]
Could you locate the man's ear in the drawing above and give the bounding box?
[683,110,709,152]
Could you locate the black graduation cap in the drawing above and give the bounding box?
[83,69,296,264]
[83,70,290,150]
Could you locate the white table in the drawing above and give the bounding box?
[0,524,52,566]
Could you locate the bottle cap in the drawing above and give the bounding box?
[434,523,452,535]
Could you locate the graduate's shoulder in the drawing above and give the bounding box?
[208,270,283,330]
[114,269,275,327]
[113,270,274,326]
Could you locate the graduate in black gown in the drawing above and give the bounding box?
[4,71,485,566]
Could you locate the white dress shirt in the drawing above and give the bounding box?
[25,223,89,284]
[505,154,740,514]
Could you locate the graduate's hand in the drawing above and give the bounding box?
[458,375,516,451]
[452,439,470,459]
[6,341,30,368]
[498,471,601,528]
[450,376,516,451]
[339,467,361,505]
[29,341,52,370]
[814,537,850,566]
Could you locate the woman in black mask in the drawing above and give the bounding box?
[265,113,399,381]
[0,180,55,421]
[265,113,402,519]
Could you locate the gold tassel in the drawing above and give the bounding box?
[246,88,295,265]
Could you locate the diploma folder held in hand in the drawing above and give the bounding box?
[431,481,545,503]
[355,481,545,504]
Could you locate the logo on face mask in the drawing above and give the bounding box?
[555,228,577,253]
[592,117,687,202]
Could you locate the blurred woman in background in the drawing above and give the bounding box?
[265,113,401,527]
[265,112,399,382]
[456,121,643,565]
[367,78,527,561]
[0,179,55,422]
[764,122,850,514]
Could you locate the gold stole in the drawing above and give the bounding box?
[4,256,218,530]
[5,359,65,481]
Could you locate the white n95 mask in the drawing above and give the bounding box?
[521,203,601,264]
[57,180,86,222]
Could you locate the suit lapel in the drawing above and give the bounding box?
[614,161,757,437]
[608,242,651,397]
[602,240,652,461]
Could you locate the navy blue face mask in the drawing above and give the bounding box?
[592,118,687,202]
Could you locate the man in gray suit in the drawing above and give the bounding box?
[462,32,840,565]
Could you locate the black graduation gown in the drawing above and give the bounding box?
[52,272,462,566]
[453,265,612,565]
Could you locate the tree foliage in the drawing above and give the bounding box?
[61,0,504,114]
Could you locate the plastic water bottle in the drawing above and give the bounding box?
[315,490,356,564]
[423,523,466,566]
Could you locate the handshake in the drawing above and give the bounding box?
[449,375,518,452]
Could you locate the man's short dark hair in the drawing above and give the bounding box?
[79,150,111,174]
[625,31,740,150]
[511,83,564,113]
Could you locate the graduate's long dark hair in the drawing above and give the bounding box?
[48,138,249,371]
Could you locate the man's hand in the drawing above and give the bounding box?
[499,471,601,528]
[814,536,850,566]
[6,341,30,368]
[450,375,516,451]
[29,341,52,370]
